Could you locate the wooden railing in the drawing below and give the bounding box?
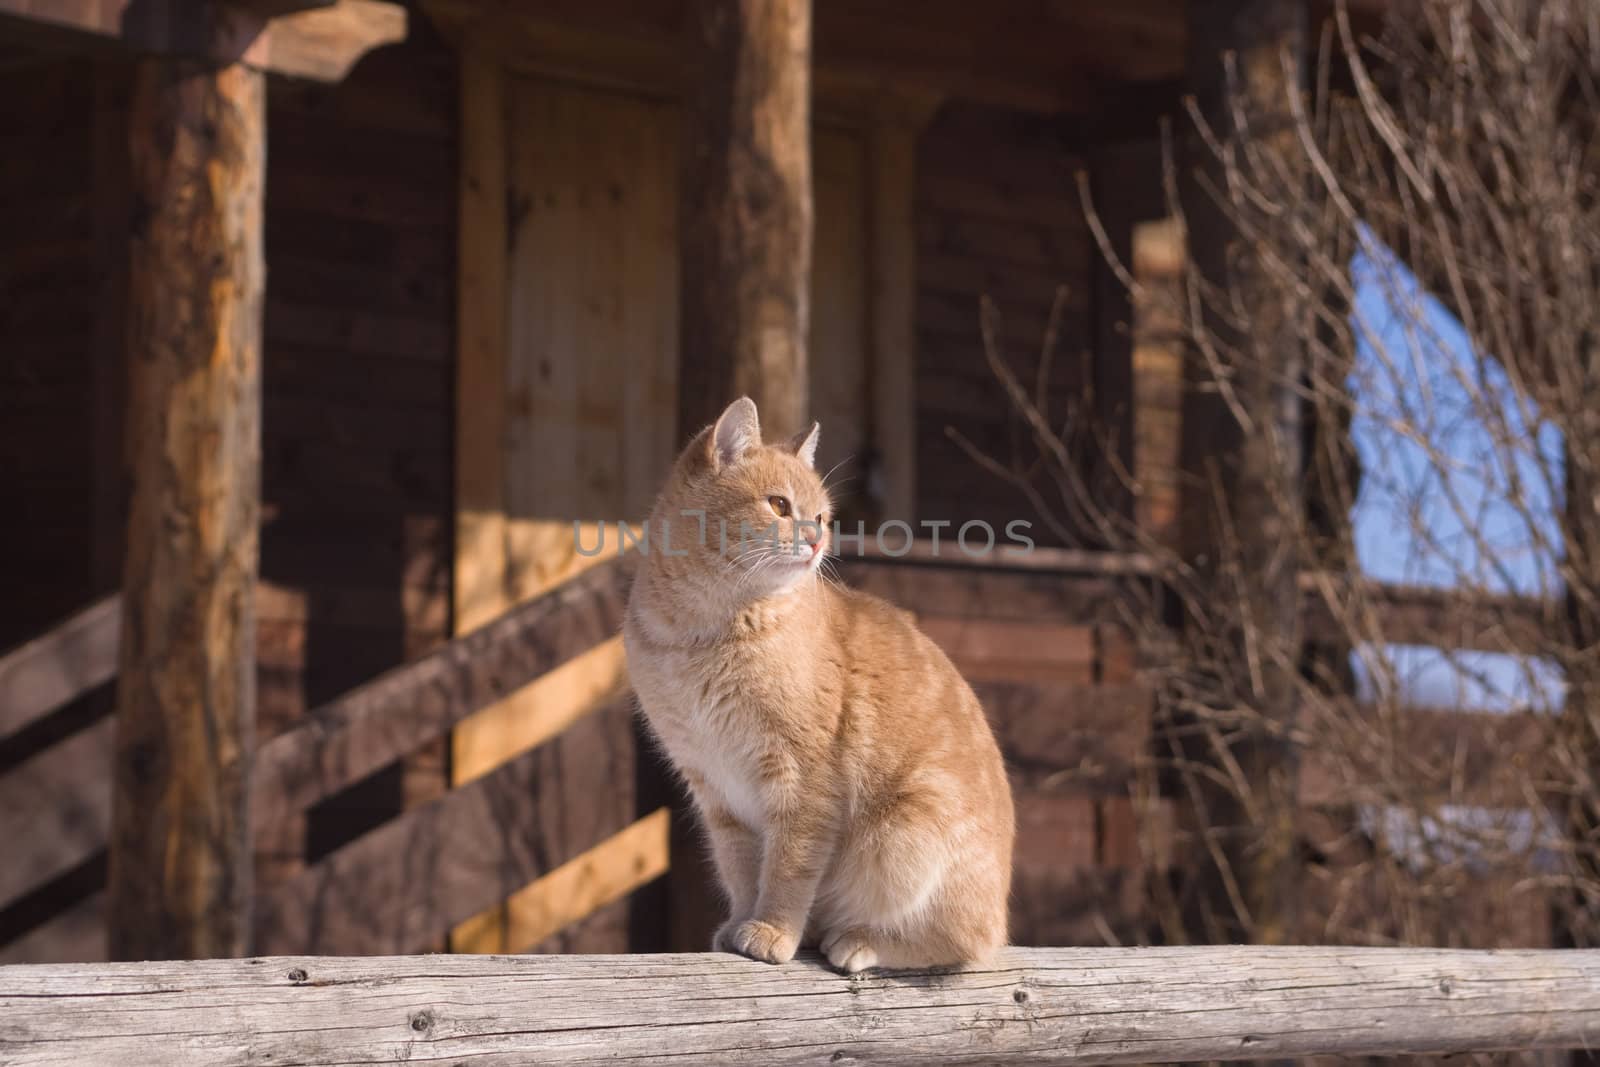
[0,560,634,956]
[0,546,1571,960]
[3,946,1597,1065]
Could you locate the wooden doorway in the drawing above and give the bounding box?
[450,46,916,952]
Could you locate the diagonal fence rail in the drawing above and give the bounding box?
[1,946,1597,1065]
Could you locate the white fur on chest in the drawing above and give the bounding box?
[627,633,781,830]
[681,715,769,829]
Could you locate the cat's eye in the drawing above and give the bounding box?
[768,495,792,517]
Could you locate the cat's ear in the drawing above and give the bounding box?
[786,421,820,468]
[710,397,761,469]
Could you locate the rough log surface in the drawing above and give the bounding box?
[111,51,264,962]
[678,0,813,441]
[1,947,1596,1065]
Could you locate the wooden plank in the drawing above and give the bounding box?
[0,595,119,739]
[254,559,628,833]
[619,88,681,521]
[846,540,1158,574]
[502,76,584,605]
[810,124,870,516]
[1302,574,1560,656]
[452,636,628,784]
[920,617,1095,684]
[454,808,670,955]
[0,717,112,911]
[838,557,1136,624]
[868,118,918,522]
[111,48,264,962]
[254,0,407,82]
[977,679,1153,790]
[255,694,638,955]
[0,0,405,82]
[3,947,1598,1065]
[452,40,509,637]
[421,0,1170,117]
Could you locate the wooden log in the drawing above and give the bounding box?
[0,0,406,83]
[677,0,813,440]
[110,50,264,962]
[0,595,119,740]
[1,947,1597,1065]
[1172,0,1309,946]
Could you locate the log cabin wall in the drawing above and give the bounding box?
[0,60,100,653]
[255,35,458,885]
[913,102,1094,545]
[0,56,125,964]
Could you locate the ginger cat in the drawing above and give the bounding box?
[624,397,1014,972]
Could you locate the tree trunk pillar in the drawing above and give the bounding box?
[109,51,265,961]
[677,0,813,441]
[1174,0,1308,946]
[668,0,812,950]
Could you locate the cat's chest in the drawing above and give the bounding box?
[628,634,804,824]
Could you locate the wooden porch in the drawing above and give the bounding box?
[1,7,1594,1063]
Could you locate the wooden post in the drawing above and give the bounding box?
[667,0,813,950]
[677,0,813,441]
[1173,0,1307,945]
[109,47,265,961]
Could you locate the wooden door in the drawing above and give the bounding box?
[450,57,903,953]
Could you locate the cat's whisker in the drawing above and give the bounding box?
[818,454,853,490]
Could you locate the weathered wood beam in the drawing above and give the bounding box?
[109,43,264,961]
[254,695,641,956]
[0,0,405,82]
[0,562,627,923]
[2,947,1597,1065]
[420,0,1186,117]
[0,595,120,740]
[253,559,627,833]
[677,0,813,440]
[1301,572,1562,655]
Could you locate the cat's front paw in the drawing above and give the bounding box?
[711,916,749,954]
[821,927,880,974]
[724,919,799,964]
